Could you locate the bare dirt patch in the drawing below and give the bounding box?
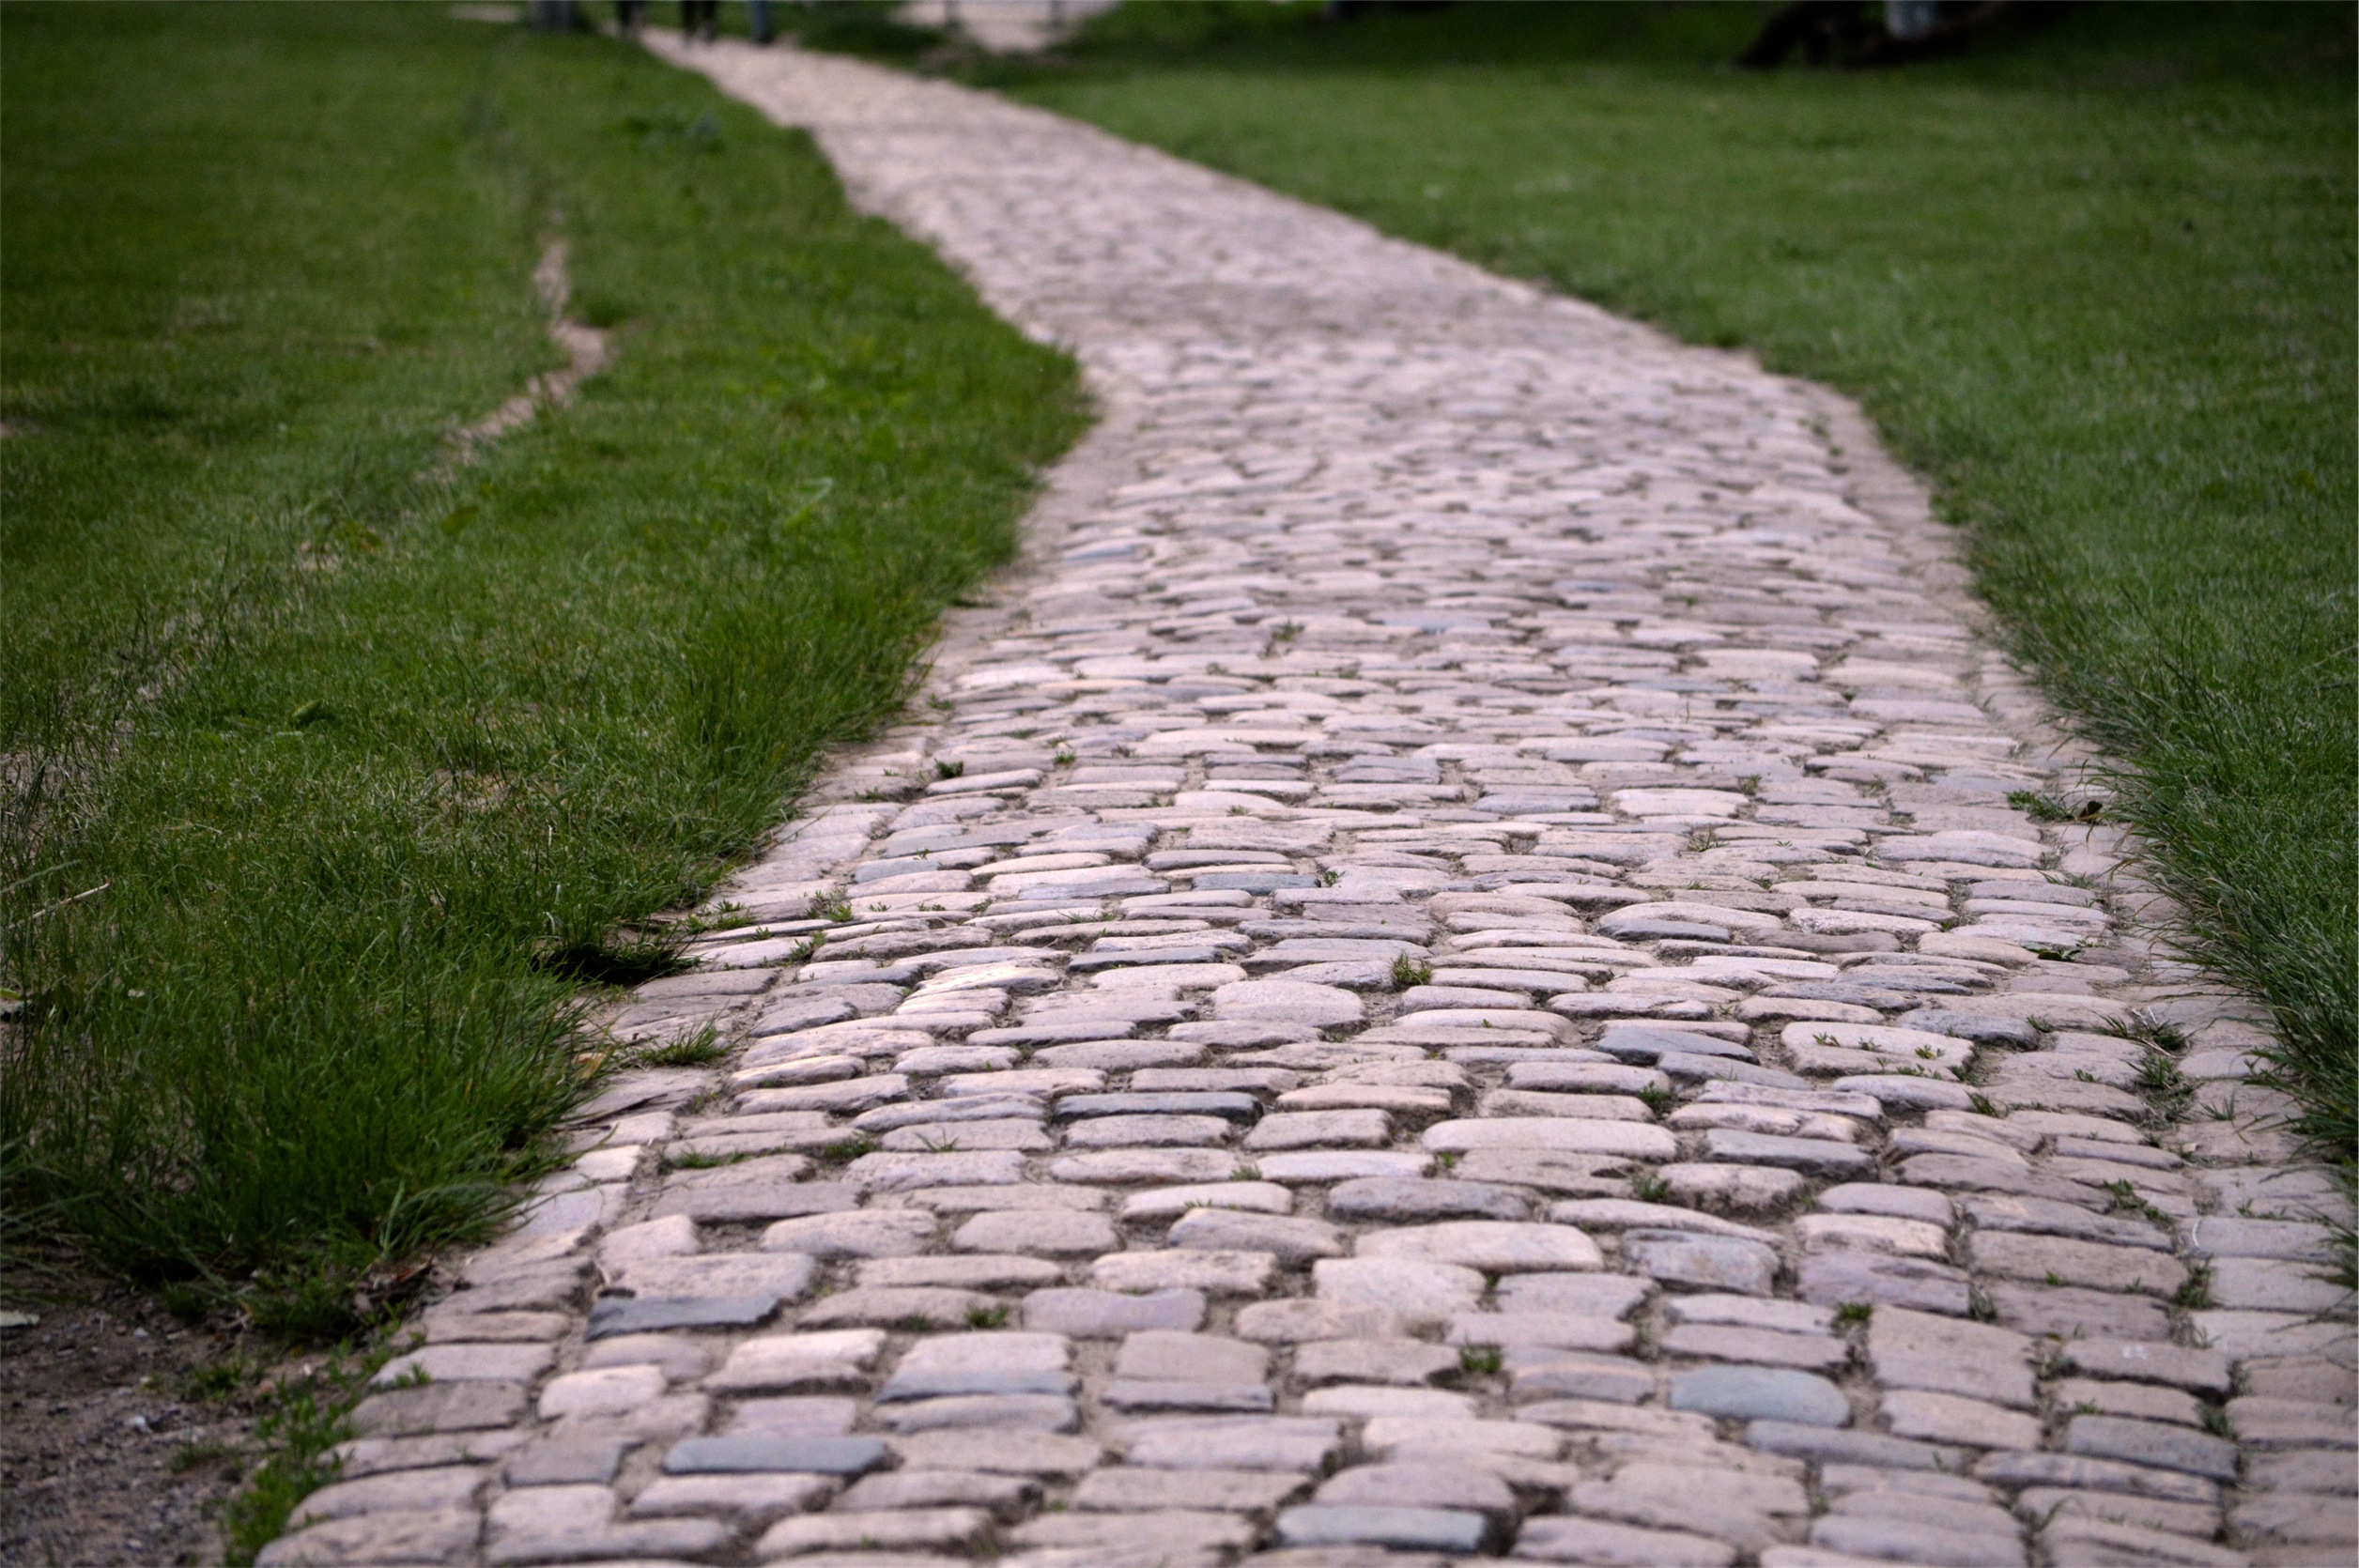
[0,1278,256,1567]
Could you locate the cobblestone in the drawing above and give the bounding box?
[265,36,2356,1565]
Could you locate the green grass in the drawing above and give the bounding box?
[0,3,1082,1333]
[912,0,2354,1163]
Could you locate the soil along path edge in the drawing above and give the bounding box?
[254,38,2352,1568]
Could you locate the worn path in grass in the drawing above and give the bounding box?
[259,41,2354,1568]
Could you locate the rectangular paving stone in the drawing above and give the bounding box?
[255,1510,483,1568]
[1966,1231,2188,1298]
[351,1382,530,1437]
[1511,1515,1737,1565]
[577,1295,753,1345]
[1073,1467,1308,1514]
[1975,1451,2223,1503]
[708,1330,887,1393]
[664,1434,890,1476]
[286,1465,489,1524]
[1091,1249,1278,1297]
[652,1171,854,1223]
[879,1331,1073,1401]
[1867,1306,2034,1407]
[1983,1281,2171,1341]
[374,1344,552,1386]
[1746,1421,1968,1472]
[754,1507,992,1559]
[1120,1416,1344,1471]
[2065,1414,2240,1481]
[836,1468,1039,1516]
[797,1285,994,1330]
[888,1429,1104,1477]
[1882,1390,2042,1451]
[1023,1286,1207,1336]
[624,1472,832,1523]
[331,1431,528,1481]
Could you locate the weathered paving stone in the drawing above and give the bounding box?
[1074,1467,1306,1514]
[1091,1248,1278,1296]
[665,1433,891,1476]
[1670,1365,1850,1426]
[1235,1299,1406,1344]
[1424,1116,1677,1161]
[1327,1177,1529,1222]
[877,1392,1077,1432]
[1967,1230,2189,1298]
[1023,1286,1207,1336]
[1868,1306,2035,1407]
[1168,1207,1345,1264]
[707,1330,886,1393]
[879,1332,1073,1401]
[1010,1508,1258,1557]
[890,1429,1104,1477]
[256,1509,483,1567]
[375,1344,553,1386]
[482,1484,730,1564]
[1622,1231,1781,1296]
[1659,1161,1809,1212]
[756,1507,994,1558]
[1512,1515,1738,1565]
[1572,1460,1810,1553]
[1974,1450,2224,1504]
[1274,1504,1491,1553]
[1504,1348,1657,1405]
[1882,1390,2043,1451]
[286,1465,489,1524]
[1356,1221,1603,1272]
[2051,1376,2203,1428]
[1659,1322,1849,1370]
[501,1435,629,1485]
[261,38,2354,1568]
[798,1284,994,1329]
[1983,1281,2171,1341]
[351,1382,530,1437]
[535,1364,666,1420]
[1797,1253,1973,1315]
[1810,1512,2026,1567]
[1313,1258,1487,1330]
[625,1471,833,1523]
[2065,1414,2241,1481]
[839,1468,1039,1515]
[1748,1421,1967,1473]
[1122,1416,1345,1471]
[1450,1312,1637,1357]
[951,1208,1118,1255]
[1296,1338,1463,1385]
[2039,1516,2251,1567]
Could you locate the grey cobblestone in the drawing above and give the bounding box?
[270,35,2354,1567]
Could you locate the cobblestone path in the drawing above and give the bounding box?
[260,40,2355,1568]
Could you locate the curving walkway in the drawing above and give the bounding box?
[260,39,2354,1568]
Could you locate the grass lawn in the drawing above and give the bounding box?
[1,3,1082,1335]
[864,0,2353,1160]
